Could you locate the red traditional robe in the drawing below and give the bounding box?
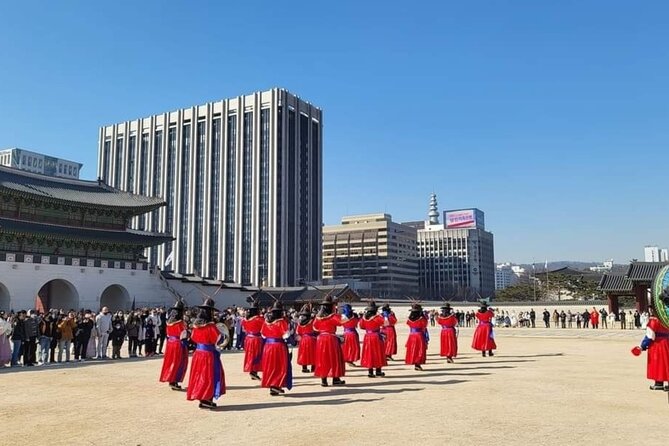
[241,316,264,373]
[436,314,458,358]
[646,317,669,381]
[382,312,398,357]
[313,313,345,378]
[261,319,291,389]
[359,315,387,368]
[159,320,189,383]
[296,320,317,366]
[405,317,428,365]
[342,316,361,363]
[186,323,226,401]
[471,310,497,352]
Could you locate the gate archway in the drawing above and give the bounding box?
[36,279,79,312]
[99,285,130,312]
[0,282,10,311]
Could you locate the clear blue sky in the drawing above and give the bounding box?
[1,1,667,264]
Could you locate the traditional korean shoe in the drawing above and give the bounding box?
[482,351,486,357]
[321,378,329,387]
[375,369,385,377]
[169,383,182,391]
[301,366,309,373]
[332,378,346,386]
[488,351,494,357]
[367,371,376,378]
[446,357,454,363]
[414,365,423,371]
[650,382,664,390]
[250,372,260,380]
[270,387,281,396]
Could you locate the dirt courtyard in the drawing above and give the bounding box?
[1,325,665,446]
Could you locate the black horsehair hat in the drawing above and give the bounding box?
[169,298,185,313]
[271,300,284,314]
[197,297,220,312]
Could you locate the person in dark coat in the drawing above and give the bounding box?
[11,311,27,366]
[110,316,127,359]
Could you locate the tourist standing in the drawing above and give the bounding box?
[186,298,225,410]
[600,308,608,329]
[437,304,458,363]
[57,312,76,363]
[241,302,264,380]
[542,309,550,328]
[38,312,56,365]
[23,310,39,366]
[405,304,428,371]
[313,295,346,387]
[620,310,626,330]
[74,312,94,361]
[261,301,292,396]
[590,308,599,329]
[529,309,536,328]
[159,299,189,391]
[110,316,126,359]
[0,312,11,366]
[95,307,112,359]
[125,313,140,357]
[472,302,496,357]
[381,304,398,361]
[359,301,387,378]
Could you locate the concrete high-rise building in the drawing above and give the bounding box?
[0,147,82,179]
[414,194,495,300]
[322,214,418,298]
[643,246,667,263]
[98,88,322,287]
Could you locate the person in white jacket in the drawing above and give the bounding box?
[95,307,112,359]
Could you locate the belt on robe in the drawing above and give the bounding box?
[264,337,286,344]
[656,333,669,339]
[440,326,455,330]
[366,330,381,334]
[167,336,180,341]
[195,343,222,399]
[410,328,424,333]
[344,328,357,333]
[303,332,318,338]
[245,332,261,337]
[196,343,217,352]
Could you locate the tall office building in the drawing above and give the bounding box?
[0,147,82,179]
[414,194,495,300]
[98,88,322,287]
[643,246,668,262]
[322,214,418,298]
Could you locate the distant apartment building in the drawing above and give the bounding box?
[589,259,614,273]
[495,262,525,290]
[322,214,418,298]
[0,147,82,179]
[414,195,495,299]
[644,246,668,263]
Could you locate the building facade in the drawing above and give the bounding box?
[322,214,418,298]
[0,165,172,312]
[415,195,495,300]
[98,88,322,287]
[0,147,82,179]
[644,246,668,262]
[495,263,525,290]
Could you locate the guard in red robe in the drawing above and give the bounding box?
[359,301,387,377]
[241,301,264,381]
[159,299,189,390]
[436,303,458,363]
[405,304,428,370]
[261,301,292,396]
[186,298,226,410]
[313,295,346,387]
[471,302,496,357]
[296,304,317,373]
[637,310,669,390]
[381,304,398,360]
[341,304,360,366]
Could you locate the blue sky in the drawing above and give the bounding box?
[0,1,667,264]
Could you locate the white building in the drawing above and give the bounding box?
[644,246,668,262]
[495,262,525,290]
[589,259,614,273]
[414,194,495,300]
[0,147,82,179]
[98,88,322,287]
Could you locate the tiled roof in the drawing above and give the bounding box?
[626,262,669,281]
[251,284,360,306]
[0,165,164,211]
[0,217,173,246]
[597,274,634,293]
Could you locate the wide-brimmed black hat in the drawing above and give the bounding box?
[381,303,391,312]
[410,303,423,313]
[299,303,312,316]
[320,295,335,306]
[365,301,378,314]
[271,300,284,315]
[440,303,452,314]
[479,300,488,311]
[197,297,220,312]
[169,298,185,313]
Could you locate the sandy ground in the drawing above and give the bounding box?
[1,325,666,446]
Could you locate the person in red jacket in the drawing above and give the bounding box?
[341,304,360,366]
[436,303,458,363]
[186,298,225,410]
[159,299,189,391]
[261,301,292,396]
[296,304,317,373]
[241,301,264,381]
[636,308,669,390]
[359,301,387,378]
[381,304,398,360]
[405,303,428,370]
[471,301,497,357]
[313,295,346,387]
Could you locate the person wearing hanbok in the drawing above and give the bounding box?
[186,298,225,410]
[436,304,458,363]
[313,296,346,387]
[87,323,98,359]
[635,308,669,391]
[241,302,264,380]
[381,304,398,360]
[296,304,317,373]
[405,304,428,370]
[359,302,387,378]
[261,302,292,396]
[341,304,360,366]
[159,300,189,391]
[471,302,497,357]
[0,312,12,366]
